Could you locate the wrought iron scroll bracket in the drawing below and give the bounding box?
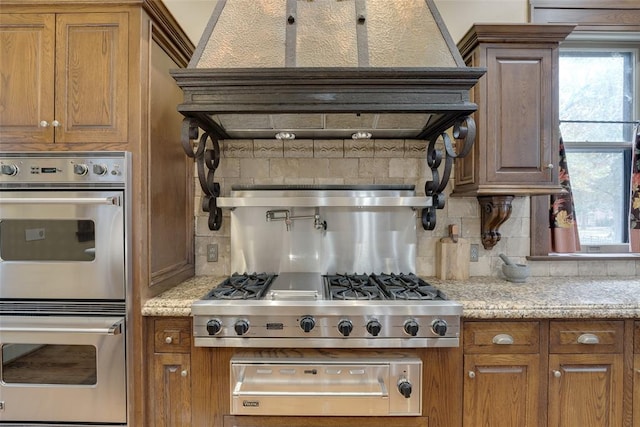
[422,116,476,230]
[181,118,223,231]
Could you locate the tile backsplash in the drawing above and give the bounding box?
[194,139,639,278]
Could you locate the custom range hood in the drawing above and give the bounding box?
[172,0,485,141]
[171,0,485,231]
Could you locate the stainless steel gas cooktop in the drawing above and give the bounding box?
[192,272,461,348]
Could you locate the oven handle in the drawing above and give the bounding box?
[0,319,123,336]
[0,196,121,206]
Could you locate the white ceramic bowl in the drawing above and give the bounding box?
[502,263,530,283]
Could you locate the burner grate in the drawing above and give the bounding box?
[372,273,442,300]
[204,273,276,300]
[324,274,385,300]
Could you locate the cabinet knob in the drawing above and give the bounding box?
[577,333,600,345]
[39,120,50,128]
[165,336,173,344]
[553,370,562,378]
[544,163,554,170]
[181,370,188,377]
[492,334,514,345]
[468,371,476,379]
[52,120,60,127]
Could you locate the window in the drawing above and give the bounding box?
[559,41,638,252]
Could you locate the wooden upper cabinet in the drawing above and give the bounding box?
[454,24,575,197]
[0,12,128,144]
[0,14,55,143]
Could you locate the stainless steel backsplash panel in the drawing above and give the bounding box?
[230,205,416,274]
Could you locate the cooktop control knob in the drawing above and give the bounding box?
[398,379,413,398]
[338,319,353,337]
[432,319,448,336]
[1,164,18,176]
[93,164,108,176]
[366,320,382,336]
[404,320,419,337]
[234,320,249,336]
[74,163,89,176]
[206,319,222,335]
[299,316,316,333]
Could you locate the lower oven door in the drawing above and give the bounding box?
[0,316,126,424]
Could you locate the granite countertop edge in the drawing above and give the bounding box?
[142,275,640,319]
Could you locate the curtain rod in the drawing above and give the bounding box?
[561,120,640,124]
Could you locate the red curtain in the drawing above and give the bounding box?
[550,136,581,253]
[631,126,640,252]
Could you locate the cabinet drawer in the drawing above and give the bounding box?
[635,321,640,354]
[464,321,540,353]
[154,318,191,353]
[549,320,623,354]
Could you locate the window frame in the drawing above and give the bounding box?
[558,44,637,253]
[529,1,640,256]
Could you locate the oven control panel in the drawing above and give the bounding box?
[0,152,128,186]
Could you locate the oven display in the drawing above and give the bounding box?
[40,167,57,173]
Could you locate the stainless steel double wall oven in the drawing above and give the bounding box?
[0,152,131,426]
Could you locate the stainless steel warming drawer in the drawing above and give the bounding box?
[230,351,422,416]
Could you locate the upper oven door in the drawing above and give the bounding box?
[0,190,125,300]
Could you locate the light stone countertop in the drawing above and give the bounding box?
[142,275,640,319]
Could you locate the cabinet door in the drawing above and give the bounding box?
[152,353,192,427]
[485,47,555,186]
[634,355,640,427]
[0,14,55,143]
[54,12,128,143]
[463,354,540,427]
[549,353,623,427]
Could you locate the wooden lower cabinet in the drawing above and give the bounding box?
[635,355,640,427]
[464,354,540,427]
[152,353,192,427]
[147,318,194,427]
[548,320,625,427]
[147,318,637,427]
[463,321,541,427]
[548,353,624,427]
[223,416,428,427]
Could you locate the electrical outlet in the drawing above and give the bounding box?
[470,244,479,262]
[207,244,218,262]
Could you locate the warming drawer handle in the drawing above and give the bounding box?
[577,333,600,345]
[0,320,123,336]
[0,197,120,206]
[233,378,389,398]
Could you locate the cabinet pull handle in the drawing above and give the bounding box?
[52,120,60,127]
[468,371,476,378]
[553,370,562,378]
[165,336,173,344]
[181,370,188,377]
[39,120,50,128]
[577,333,600,345]
[492,334,514,345]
